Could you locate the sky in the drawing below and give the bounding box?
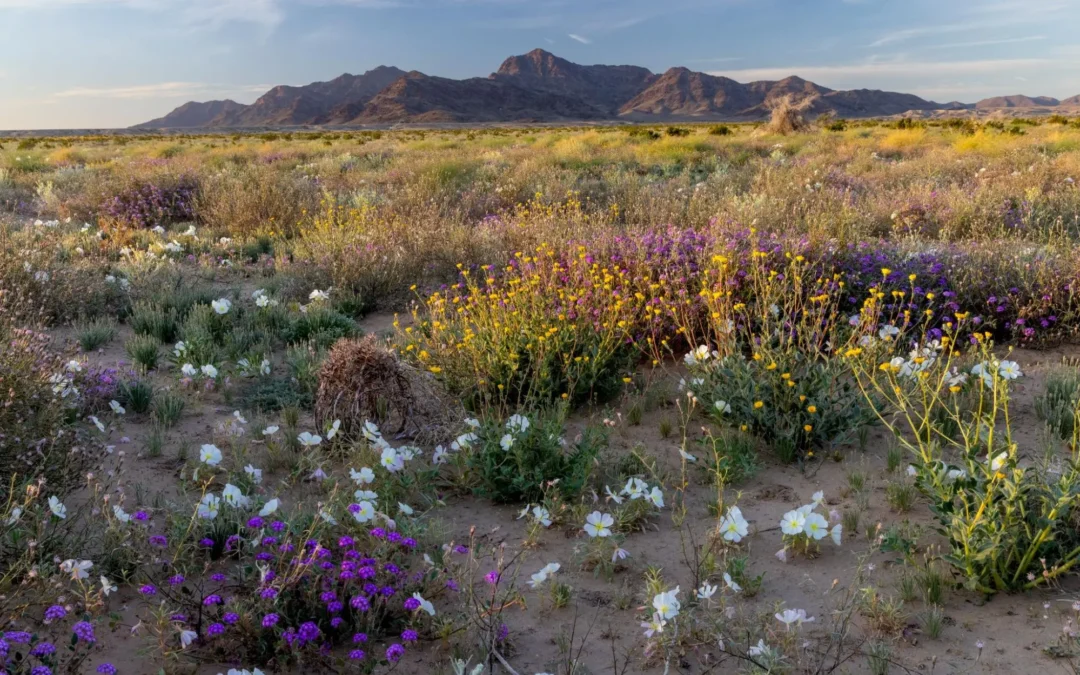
[1,0,1079,130]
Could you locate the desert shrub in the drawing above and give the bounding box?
[850,336,1080,593]
[75,316,117,351]
[762,95,816,135]
[464,410,605,503]
[118,377,155,414]
[129,301,180,343]
[101,173,198,227]
[152,390,186,427]
[284,305,358,347]
[627,127,660,140]
[125,333,161,371]
[708,124,732,136]
[195,163,318,237]
[665,126,690,137]
[316,335,458,443]
[698,427,760,485]
[1035,368,1080,439]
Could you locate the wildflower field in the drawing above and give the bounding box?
[4,118,1080,674]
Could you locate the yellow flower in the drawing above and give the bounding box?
[740,424,748,432]
[780,372,790,379]
[622,377,632,384]
[949,386,961,393]
[561,393,569,399]
[753,401,764,409]
[804,424,813,432]
[429,366,442,374]
[766,363,777,371]
[881,268,892,277]
[807,405,817,414]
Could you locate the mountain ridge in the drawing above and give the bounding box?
[133,49,1080,129]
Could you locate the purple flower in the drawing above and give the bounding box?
[31,642,57,657]
[484,570,500,585]
[328,601,344,613]
[203,594,222,606]
[298,622,320,641]
[453,545,468,554]
[261,588,278,599]
[369,528,387,539]
[338,536,355,547]
[134,510,149,521]
[199,538,214,547]
[207,623,225,637]
[44,605,66,622]
[73,621,96,643]
[404,597,421,611]
[349,649,366,660]
[387,532,403,544]
[247,517,265,529]
[351,595,371,611]
[4,631,31,644]
[139,584,157,595]
[386,643,405,662]
[223,612,240,625]
[402,629,418,643]
[353,632,368,643]
[330,617,343,628]
[262,613,280,628]
[497,623,509,642]
[211,573,226,582]
[402,537,418,548]
[97,665,118,675]
[31,667,52,675]
[270,520,285,532]
[167,575,185,586]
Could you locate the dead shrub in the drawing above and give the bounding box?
[315,335,459,443]
[761,94,817,135]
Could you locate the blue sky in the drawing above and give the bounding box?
[2,0,1078,129]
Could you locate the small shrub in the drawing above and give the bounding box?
[885,480,918,513]
[665,126,690,137]
[708,124,732,136]
[700,428,759,485]
[118,378,154,414]
[921,605,945,639]
[467,410,605,504]
[1035,369,1080,440]
[129,301,179,343]
[152,390,186,427]
[75,317,117,352]
[124,334,160,371]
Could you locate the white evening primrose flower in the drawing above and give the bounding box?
[831,524,843,546]
[775,608,814,629]
[647,486,665,508]
[906,464,918,477]
[6,507,21,525]
[652,587,681,619]
[696,583,717,600]
[197,493,221,520]
[350,467,376,485]
[811,490,825,506]
[100,576,117,596]
[66,360,83,373]
[259,498,279,517]
[326,419,341,440]
[506,414,530,434]
[719,506,749,542]
[878,324,900,340]
[999,360,1022,380]
[355,489,378,501]
[318,509,337,525]
[297,432,322,447]
[749,639,767,656]
[780,510,806,535]
[678,447,697,462]
[380,447,404,472]
[222,484,250,509]
[362,420,382,441]
[255,294,271,308]
[990,452,1008,472]
[262,425,279,436]
[971,362,994,387]
[604,485,624,504]
[723,572,741,593]
[112,505,131,523]
[89,416,105,433]
[309,289,330,302]
[622,477,648,500]
[49,496,67,519]
[412,592,435,616]
[464,417,481,428]
[353,501,376,523]
[244,464,263,484]
[532,506,552,527]
[432,445,448,464]
[714,400,732,414]
[804,512,829,540]
[500,434,515,451]
[641,614,666,638]
[181,363,197,377]
[398,502,414,516]
[201,364,219,378]
[109,400,126,415]
[259,359,271,375]
[180,629,197,649]
[200,444,223,466]
[60,559,93,580]
[211,298,232,315]
[584,511,613,538]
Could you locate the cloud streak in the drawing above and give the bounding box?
[52,81,270,99]
[710,58,1052,83]
[567,33,590,44]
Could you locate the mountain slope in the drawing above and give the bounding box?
[492,48,655,114]
[132,100,247,129]
[352,71,607,123]
[975,95,1061,109]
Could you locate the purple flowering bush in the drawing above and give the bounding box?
[101,175,198,229]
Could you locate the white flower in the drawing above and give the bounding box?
[749,639,768,656]
[723,572,742,593]
[362,421,382,441]
[432,445,449,464]
[398,502,414,516]
[100,576,117,596]
[48,496,67,519]
[604,485,624,504]
[297,432,322,447]
[999,360,1022,380]
[380,447,404,472]
[652,587,681,619]
[811,490,825,506]
[256,294,271,308]
[714,400,732,414]
[211,298,232,315]
[532,506,552,527]
[584,511,613,538]
[326,419,341,440]
[622,477,648,500]
[60,559,93,580]
[831,524,843,546]
[318,509,337,525]
[697,583,717,600]
[309,289,330,302]
[112,505,131,523]
[244,464,263,484]
[647,486,665,508]
[506,414,530,434]
[641,613,666,638]
[259,499,280,516]
[804,512,829,540]
[65,359,82,372]
[878,324,900,340]
[971,362,994,387]
[452,432,478,451]
[180,629,197,648]
[500,434,515,451]
[109,400,126,415]
[990,452,1008,472]
[6,507,21,525]
[611,547,630,563]
[678,448,697,462]
[464,417,481,428]
[776,608,815,629]
[848,314,861,327]
[89,415,106,433]
[222,484,250,509]
[201,364,219,378]
[780,510,806,535]
[906,464,918,477]
[355,489,378,501]
[412,592,435,616]
[181,363,197,377]
[719,506,749,542]
[350,467,376,485]
[353,501,376,523]
[197,493,221,520]
[262,425,279,436]
[200,444,223,466]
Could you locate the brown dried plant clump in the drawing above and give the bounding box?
[761,94,818,135]
[316,334,460,444]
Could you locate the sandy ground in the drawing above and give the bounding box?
[47,316,1080,674]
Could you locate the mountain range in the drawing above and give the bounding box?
[133,49,1080,129]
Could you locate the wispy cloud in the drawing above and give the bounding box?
[52,82,270,99]
[925,35,1047,50]
[686,56,743,64]
[0,0,284,28]
[710,58,1052,82]
[567,33,590,44]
